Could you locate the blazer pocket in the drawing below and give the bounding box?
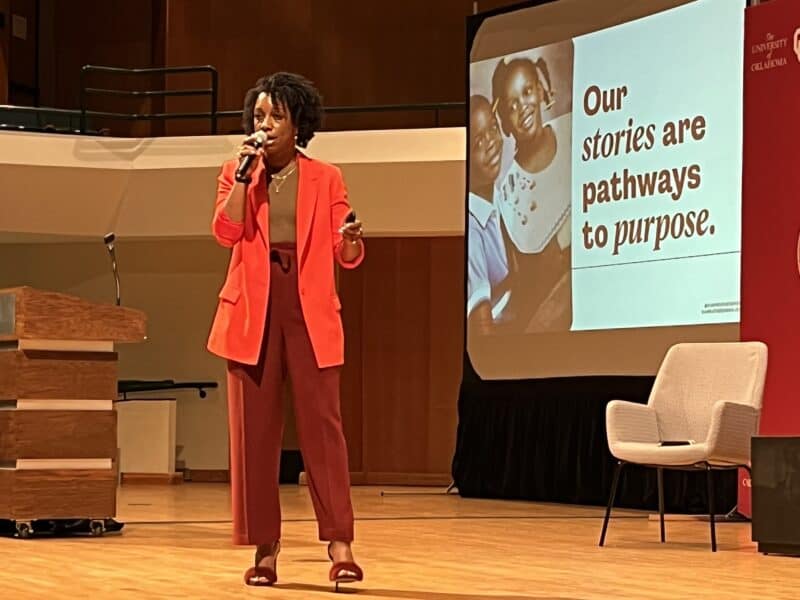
[219,280,241,303]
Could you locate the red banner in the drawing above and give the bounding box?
[740,0,800,516]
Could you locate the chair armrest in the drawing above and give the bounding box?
[606,400,660,446]
[705,401,760,465]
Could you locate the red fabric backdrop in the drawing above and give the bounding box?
[740,0,800,516]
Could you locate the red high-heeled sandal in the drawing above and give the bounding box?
[328,542,364,592]
[244,541,280,586]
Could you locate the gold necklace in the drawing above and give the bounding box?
[270,162,297,193]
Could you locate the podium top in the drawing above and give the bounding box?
[0,287,146,343]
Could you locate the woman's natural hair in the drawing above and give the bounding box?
[242,72,323,147]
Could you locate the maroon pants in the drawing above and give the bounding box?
[226,244,354,545]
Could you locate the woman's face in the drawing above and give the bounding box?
[253,92,297,162]
[470,100,503,189]
[502,63,543,143]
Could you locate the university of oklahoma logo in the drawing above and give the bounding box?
[751,32,790,72]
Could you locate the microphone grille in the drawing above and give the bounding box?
[254,131,267,146]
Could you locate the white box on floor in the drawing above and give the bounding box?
[117,398,177,481]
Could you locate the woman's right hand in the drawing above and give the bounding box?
[236,133,266,179]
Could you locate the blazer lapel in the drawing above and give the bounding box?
[296,154,319,266]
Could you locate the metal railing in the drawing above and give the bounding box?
[79,64,219,134]
[0,64,466,136]
[217,101,465,129]
[0,104,87,133]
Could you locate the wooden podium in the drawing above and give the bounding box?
[0,287,146,537]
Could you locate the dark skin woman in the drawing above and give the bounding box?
[208,72,364,590]
[493,57,557,175]
[492,57,571,331]
[232,88,362,255]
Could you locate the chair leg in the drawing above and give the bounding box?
[706,465,717,552]
[599,461,624,547]
[657,467,666,543]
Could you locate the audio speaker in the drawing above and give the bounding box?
[752,436,800,555]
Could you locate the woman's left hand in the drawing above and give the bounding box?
[340,220,363,243]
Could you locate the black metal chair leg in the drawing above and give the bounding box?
[599,461,624,547]
[706,465,717,552]
[657,467,666,543]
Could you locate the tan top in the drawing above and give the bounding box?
[268,160,299,243]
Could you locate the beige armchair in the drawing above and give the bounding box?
[599,341,768,551]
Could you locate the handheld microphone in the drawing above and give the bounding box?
[103,232,121,306]
[236,131,267,181]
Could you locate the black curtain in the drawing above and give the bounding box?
[452,356,737,513]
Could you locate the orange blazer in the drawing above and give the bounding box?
[206,154,364,367]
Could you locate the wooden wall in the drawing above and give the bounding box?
[6,0,35,105]
[0,0,8,104]
[3,0,481,483]
[37,0,164,136]
[5,0,521,135]
[339,237,464,485]
[0,235,466,484]
[162,0,477,134]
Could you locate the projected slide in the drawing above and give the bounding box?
[467,0,743,341]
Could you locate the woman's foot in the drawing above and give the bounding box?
[328,541,363,591]
[244,540,280,586]
[328,540,355,565]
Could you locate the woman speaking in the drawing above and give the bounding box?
[207,72,364,589]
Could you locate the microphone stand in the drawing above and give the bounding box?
[103,232,121,306]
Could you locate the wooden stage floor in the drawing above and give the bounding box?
[0,484,797,599]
